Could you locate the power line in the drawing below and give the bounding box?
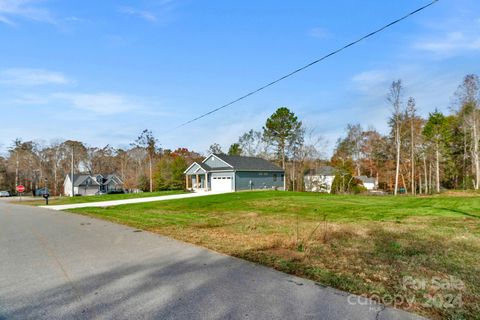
[165,0,439,133]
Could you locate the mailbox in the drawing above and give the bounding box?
[43,193,50,205]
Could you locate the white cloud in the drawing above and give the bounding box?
[0,0,54,25]
[0,13,13,25]
[413,31,480,57]
[0,67,147,115]
[118,1,179,24]
[52,92,138,115]
[350,66,465,128]
[309,27,331,39]
[351,70,388,93]
[0,68,71,86]
[10,93,50,105]
[118,6,157,22]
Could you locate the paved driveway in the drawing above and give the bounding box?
[0,202,424,319]
[40,191,228,211]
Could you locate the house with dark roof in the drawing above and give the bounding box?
[63,173,123,196]
[304,165,337,193]
[184,153,284,192]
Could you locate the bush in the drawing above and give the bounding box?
[331,173,365,194]
[154,155,188,191]
[351,185,367,194]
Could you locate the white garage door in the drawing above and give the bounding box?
[211,176,232,192]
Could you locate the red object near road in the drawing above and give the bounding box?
[16,185,25,193]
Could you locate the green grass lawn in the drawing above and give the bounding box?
[24,190,186,206]
[69,191,480,319]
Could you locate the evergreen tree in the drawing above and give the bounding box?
[263,107,302,169]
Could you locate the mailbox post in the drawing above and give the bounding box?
[43,193,50,205]
[43,178,49,205]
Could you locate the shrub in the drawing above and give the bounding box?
[331,173,364,194]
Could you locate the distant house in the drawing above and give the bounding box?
[304,166,337,193]
[355,175,378,190]
[184,153,284,192]
[34,188,49,197]
[64,173,123,196]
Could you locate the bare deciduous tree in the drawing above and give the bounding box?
[407,97,417,194]
[387,80,404,195]
[133,130,158,193]
[456,74,480,189]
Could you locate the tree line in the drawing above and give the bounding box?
[332,74,480,194]
[1,73,478,195]
[0,107,318,195]
[0,135,203,195]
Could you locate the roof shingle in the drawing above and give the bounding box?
[213,154,283,171]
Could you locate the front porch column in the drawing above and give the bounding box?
[205,173,208,191]
[196,174,199,189]
[185,175,189,189]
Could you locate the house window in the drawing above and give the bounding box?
[273,174,277,181]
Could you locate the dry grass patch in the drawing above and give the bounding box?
[152,217,479,319]
[70,191,480,319]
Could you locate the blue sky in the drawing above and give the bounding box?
[1,0,479,156]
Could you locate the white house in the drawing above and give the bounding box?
[64,173,123,196]
[304,166,337,193]
[355,175,378,190]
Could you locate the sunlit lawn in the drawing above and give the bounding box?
[70,191,480,319]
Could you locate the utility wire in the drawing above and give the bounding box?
[165,0,439,132]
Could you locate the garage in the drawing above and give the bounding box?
[184,154,284,192]
[211,176,232,192]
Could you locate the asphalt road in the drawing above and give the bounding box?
[0,202,425,320]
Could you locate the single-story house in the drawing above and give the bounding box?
[355,175,378,190]
[64,173,123,196]
[304,166,337,193]
[184,153,285,192]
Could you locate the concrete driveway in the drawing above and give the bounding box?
[40,191,228,211]
[0,202,425,319]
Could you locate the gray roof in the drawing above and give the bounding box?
[67,174,99,187]
[213,154,283,171]
[97,174,123,184]
[356,175,376,184]
[67,173,122,187]
[197,162,214,171]
[305,166,337,176]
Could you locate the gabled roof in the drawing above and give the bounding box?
[213,154,283,171]
[356,175,377,184]
[197,162,213,171]
[305,166,337,176]
[103,174,123,185]
[65,173,122,187]
[184,162,209,174]
[66,174,100,187]
[184,154,283,174]
[105,176,123,185]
